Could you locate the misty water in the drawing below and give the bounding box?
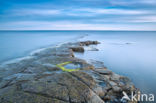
[76,31,156,96]
[0,31,156,96]
[0,31,83,63]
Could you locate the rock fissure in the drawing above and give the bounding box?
[24,90,69,102]
[0,41,138,103]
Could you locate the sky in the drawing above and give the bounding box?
[0,0,156,30]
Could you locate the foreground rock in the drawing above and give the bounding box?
[0,41,138,103]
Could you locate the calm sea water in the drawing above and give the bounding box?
[0,31,85,63]
[0,31,156,96]
[76,31,156,96]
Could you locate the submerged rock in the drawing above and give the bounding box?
[85,46,99,51]
[0,41,138,103]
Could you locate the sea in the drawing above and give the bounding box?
[0,30,156,97]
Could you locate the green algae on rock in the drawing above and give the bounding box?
[0,41,139,103]
[56,61,81,72]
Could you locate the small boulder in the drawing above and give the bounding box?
[69,46,84,52]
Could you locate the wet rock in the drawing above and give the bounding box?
[87,60,106,69]
[109,81,117,87]
[94,86,105,98]
[112,86,122,92]
[0,41,138,103]
[79,41,100,46]
[69,46,84,52]
[87,90,105,103]
[0,85,67,103]
[94,69,112,75]
[110,73,121,81]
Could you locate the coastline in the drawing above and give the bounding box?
[0,33,87,65]
[0,40,138,103]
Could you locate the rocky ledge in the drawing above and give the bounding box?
[0,41,138,103]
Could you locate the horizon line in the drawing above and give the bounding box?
[0,30,156,32]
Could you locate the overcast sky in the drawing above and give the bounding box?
[0,0,156,30]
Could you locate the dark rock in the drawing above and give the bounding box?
[69,46,84,52]
[94,69,112,75]
[80,41,100,46]
[0,41,138,103]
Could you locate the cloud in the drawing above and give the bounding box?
[109,0,156,6]
[7,7,151,17]
[1,0,156,30]
[139,0,156,4]
[74,8,148,15]
[130,16,156,22]
[91,15,156,23]
[11,9,61,16]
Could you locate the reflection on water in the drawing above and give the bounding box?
[64,63,82,69]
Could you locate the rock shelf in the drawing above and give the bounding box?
[0,41,138,103]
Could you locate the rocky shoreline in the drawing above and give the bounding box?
[0,41,138,103]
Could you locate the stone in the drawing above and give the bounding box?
[0,41,138,103]
[88,60,105,69]
[79,41,100,46]
[110,73,121,81]
[69,46,84,52]
[109,81,117,86]
[112,86,122,92]
[94,86,105,98]
[94,69,112,75]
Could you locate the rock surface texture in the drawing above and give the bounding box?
[0,41,138,103]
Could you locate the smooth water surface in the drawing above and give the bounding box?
[0,31,156,96]
[76,31,156,96]
[0,31,85,63]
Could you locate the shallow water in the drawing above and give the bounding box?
[64,63,81,69]
[75,31,156,97]
[0,31,85,63]
[0,31,156,97]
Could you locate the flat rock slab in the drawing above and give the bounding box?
[0,41,138,103]
[94,69,112,75]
